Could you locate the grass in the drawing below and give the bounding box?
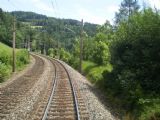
[31,26,43,29]
[0,42,29,82]
[82,61,160,119]
[82,61,123,116]
[82,61,112,84]
[0,42,12,50]
[138,98,160,120]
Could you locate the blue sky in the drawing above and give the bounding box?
[0,0,160,24]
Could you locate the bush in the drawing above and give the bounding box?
[93,41,110,65]
[69,55,79,69]
[59,48,71,63]
[48,48,57,58]
[16,50,29,69]
[0,62,11,82]
[0,50,11,65]
[102,9,160,118]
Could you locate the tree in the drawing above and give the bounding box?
[103,9,160,115]
[0,9,13,46]
[93,41,110,65]
[115,0,140,24]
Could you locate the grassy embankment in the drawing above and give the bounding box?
[0,42,29,83]
[82,61,160,120]
[82,61,112,85]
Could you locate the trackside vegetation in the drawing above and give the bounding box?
[1,0,160,119]
[56,4,160,120]
[0,42,29,82]
[80,8,160,120]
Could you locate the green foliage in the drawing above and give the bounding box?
[111,9,160,94]
[0,42,29,82]
[16,50,29,69]
[93,40,110,65]
[69,55,80,69]
[96,21,113,39]
[59,48,71,63]
[11,11,98,52]
[139,98,160,120]
[11,11,47,22]
[102,8,160,118]
[0,62,11,82]
[83,37,95,61]
[82,61,112,84]
[0,8,13,46]
[48,48,57,58]
[94,33,107,42]
[115,0,139,24]
[0,50,11,65]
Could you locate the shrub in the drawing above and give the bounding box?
[59,48,71,63]
[93,41,110,65]
[16,50,29,68]
[102,9,160,118]
[0,62,11,82]
[0,50,11,65]
[48,48,57,58]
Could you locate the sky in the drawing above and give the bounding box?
[0,0,160,25]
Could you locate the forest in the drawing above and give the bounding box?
[0,0,160,119]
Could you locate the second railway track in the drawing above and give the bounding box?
[0,54,89,120]
[0,54,45,119]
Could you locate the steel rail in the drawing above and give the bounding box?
[41,56,80,120]
[41,58,57,120]
[55,59,80,120]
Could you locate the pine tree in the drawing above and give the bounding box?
[115,0,140,24]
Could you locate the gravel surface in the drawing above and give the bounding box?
[0,54,119,120]
[3,54,54,120]
[60,60,120,120]
[0,56,35,89]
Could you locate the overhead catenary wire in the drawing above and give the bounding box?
[8,0,21,11]
[51,0,62,58]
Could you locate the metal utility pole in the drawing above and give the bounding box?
[12,17,16,72]
[79,19,83,74]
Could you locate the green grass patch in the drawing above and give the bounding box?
[138,98,160,120]
[0,42,30,82]
[82,61,112,84]
[31,26,43,29]
[82,61,160,119]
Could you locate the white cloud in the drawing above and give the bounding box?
[106,5,119,13]
[148,0,160,9]
[77,8,106,25]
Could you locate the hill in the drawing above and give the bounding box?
[8,11,98,52]
[11,11,98,37]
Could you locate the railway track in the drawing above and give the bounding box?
[34,57,89,120]
[0,54,89,120]
[0,54,45,119]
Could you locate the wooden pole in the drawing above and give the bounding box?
[12,17,16,72]
[28,35,30,58]
[79,19,83,73]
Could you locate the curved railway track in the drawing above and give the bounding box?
[34,57,89,120]
[42,59,80,120]
[0,54,45,119]
[0,54,89,120]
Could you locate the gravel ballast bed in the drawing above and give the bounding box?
[4,55,54,120]
[60,61,119,120]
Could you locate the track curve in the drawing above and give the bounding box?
[0,54,45,119]
[41,59,80,120]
